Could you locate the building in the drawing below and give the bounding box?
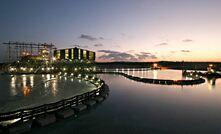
[54,47,95,61]
[20,46,52,62]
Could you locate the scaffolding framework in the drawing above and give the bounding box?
[2,41,56,62]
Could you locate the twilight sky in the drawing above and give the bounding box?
[0,0,221,62]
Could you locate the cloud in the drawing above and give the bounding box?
[127,50,136,53]
[73,45,89,48]
[182,39,193,42]
[79,34,97,41]
[170,51,176,53]
[155,42,168,46]
[79,34,104,41]
[98,50,136,61]
[98,50,157,61]
[181,50,191,53]
[98,50,119,54]
[94,43,103,47]
[140,52,151,55]
[136,52,157,60]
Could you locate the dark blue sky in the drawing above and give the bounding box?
[1,0,221,62]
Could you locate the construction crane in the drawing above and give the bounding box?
[1,41,56,63]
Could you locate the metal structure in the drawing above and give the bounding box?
[2,41,56,62]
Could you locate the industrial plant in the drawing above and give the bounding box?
[2,41,96,63]
[0,41,96,74]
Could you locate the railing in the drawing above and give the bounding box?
[0,74,106,125]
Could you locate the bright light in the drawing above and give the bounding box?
[20,67,26,71]
[10,67,15,71]
[63,68,66,71]
[153,63,158,68]
[52,57,56,61]
[42,68,45,71]
[30,68,33,71]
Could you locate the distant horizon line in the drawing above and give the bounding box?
[1,60,221,64]
[95,60,221,63]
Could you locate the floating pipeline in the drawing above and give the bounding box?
[95,71,205,86]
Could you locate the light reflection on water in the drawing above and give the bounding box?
[153,70,157,79]
[207,78,216,91]
[104,68,193,80]
[103,68,218,90]
[28,72,221,134]
[0,74,96,113]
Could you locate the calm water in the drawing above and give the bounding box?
[1,70,221,134]
[103,68,192,80]
[0,74,96,113]
[24,69,221,134]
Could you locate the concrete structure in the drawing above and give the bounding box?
[56,108,75,119]
[93,96,104,102]
[84,100,96,107]
[54,47,95,61]
[35,114,56,126]
[72,104,87,112]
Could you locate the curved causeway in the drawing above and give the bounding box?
[96,71,205,86]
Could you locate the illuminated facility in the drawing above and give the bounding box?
[54,47,95,61]
[1,42,96,63]
[2,41,56,62]
[1,41,97,74]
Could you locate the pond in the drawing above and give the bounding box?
[27,69,221,134]
[0,74,96,113]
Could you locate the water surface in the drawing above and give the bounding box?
[26,70,221,134]
[0,74,96,113]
